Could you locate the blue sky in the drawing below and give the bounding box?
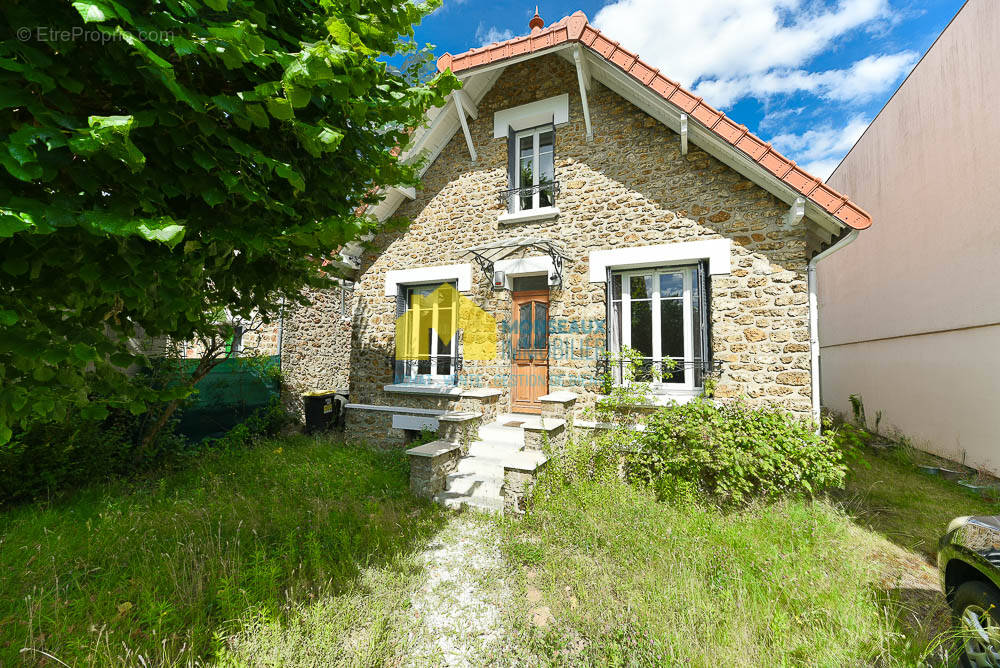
[406,0,965,179]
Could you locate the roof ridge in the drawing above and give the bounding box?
[436,9,871,230]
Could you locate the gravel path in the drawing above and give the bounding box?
[405,513,510,666]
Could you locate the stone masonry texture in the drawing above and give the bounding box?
[292,54,815,445]
[281,286,353,417]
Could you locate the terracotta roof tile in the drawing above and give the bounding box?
[436,10,872,230]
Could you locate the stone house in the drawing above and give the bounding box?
[284,10,872,510]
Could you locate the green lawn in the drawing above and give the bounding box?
[0,435,446,666]
[496,445,980,667]
[840,446,1000,561]
[2,431,987,666]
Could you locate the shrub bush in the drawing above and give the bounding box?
[627,398,847,506]
[0,398,293,507]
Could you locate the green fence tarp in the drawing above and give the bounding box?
[175,355,280,442]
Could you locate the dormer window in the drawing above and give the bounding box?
[494,95,569,219]
[514,126,555,212]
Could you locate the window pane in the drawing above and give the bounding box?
[437,333,452,375]
[630,300,653,359]
[692,269,703,387]
[660,298,685,384]
[512,275,549,291]
[611,274,622,301]
[539,131,554,207]
[518,135,535,209]
[534,303,548,349]
[630,275,653,300]
[518,303,532,349]
[659,273,683,298]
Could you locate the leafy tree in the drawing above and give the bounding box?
[0,0,458,445]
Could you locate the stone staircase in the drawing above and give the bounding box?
[435,414,547,514]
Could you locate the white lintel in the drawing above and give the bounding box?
[588,239,732,281]
[384,263,473,296]
[493,94,569,138]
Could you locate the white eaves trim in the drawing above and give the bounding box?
[493,94,569,138]
[588,239,732,282]
[384,263,473,296]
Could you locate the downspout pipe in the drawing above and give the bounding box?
[807,229,859,431]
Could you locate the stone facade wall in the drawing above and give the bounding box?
[280,286,353,416]
[341,54,813,442]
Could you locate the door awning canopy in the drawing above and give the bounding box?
[459,237,569,286]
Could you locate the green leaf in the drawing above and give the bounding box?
[245,104,270,128]
[0,152,42,182]
[72,1,116,22]
[284,83,311,109]
[265,97,293,120]
[0,212,31,237]
[201,189,225,207]
[0,310,17,326]
[137,223,186,247]
[71,343,99,362]
[204,0,227,9]
[0,424,10,445]
[2,257,29,276]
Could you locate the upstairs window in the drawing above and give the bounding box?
[506,124,555,213]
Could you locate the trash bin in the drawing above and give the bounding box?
[303,391,339,434]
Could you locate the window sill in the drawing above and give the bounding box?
[606,387,703,407]
[383,383,464,398]
[498,206,560,225]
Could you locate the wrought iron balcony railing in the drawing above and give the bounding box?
[497,181,560,213]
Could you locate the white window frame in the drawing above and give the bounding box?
[514,127,555,213]
[400,283,457,386]
[615,266,697,392]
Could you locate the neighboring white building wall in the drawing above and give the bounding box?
[816,0,1000,472]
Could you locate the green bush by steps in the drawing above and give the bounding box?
[627,398,847,506]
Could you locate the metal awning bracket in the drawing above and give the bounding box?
[459,237,570,288]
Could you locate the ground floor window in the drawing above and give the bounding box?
[394,282,458,386]
[607,264,708,391]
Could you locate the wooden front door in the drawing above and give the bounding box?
[511,289,549,413]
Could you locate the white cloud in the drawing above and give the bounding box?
[593,0,915,107]
[692,51,918,107]
[768,114,871,179]
[475,23,514,46]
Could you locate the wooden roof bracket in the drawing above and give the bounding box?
[573,46,594,143]
[452,90,477,162]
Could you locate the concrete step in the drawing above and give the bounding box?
[435,491,504,513]
[455,456,506,477]
[445,471,503,496]
[477,423,525,447]
[468,439,523,458]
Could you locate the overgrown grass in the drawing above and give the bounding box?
[499,462,945,665]
[839,445,1000,561]
[0,435,446,666]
